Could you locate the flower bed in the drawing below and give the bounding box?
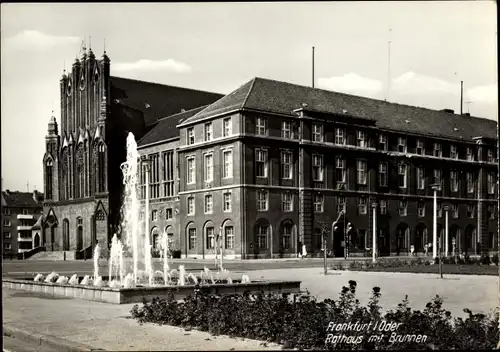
[130,281,498,350]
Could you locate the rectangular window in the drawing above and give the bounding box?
[4,232,11,238]
[204,194,213,214]
[487,149,494,162]
[282,192,293,212]
[186,156,195,184]
[467,205,475,219]
[4,243,12,250]
[452,204,459,218]
[204,123,213,141]
[397,137,407,153]
[466,172,475,193]
[257,226,268,249]
[358,197,367,215]
[223,118,232,137]
[22,209,29,215]
[257,191,268,211]
[223,150,233,178]
[187,127,195,145]
[357,131,366,148]
[434,169,442,187]
[378,134,387,151]
[3,220,11,227]
[417,167,425,190]
[187,196,195,215]
[335,128,345,145]
[256,117,267,135]
[466,147,474,161]
[312,123,323,142]
[450,170,458,192]
[450,145,458,159]
[152,210,158,221]
[206,227,215,249]
[162,151,175,197]
[417,201,425,217]
[398,163,407,188]
[359,229,367,249]
[282,226,292,249]
[281,150,293,179]
[312,154,323,181]
[336,196,346,214]
[314,194,324,212]
[336,157,346,183]
[379,162,388,187]
[399,200,408,216]
[149,153,160,199]
[223,192,232,212]
[379,200,387,215]
[433,143,442,157]
[255,149,268,178]
[357,160,367,185]
[225,226,235,249]
[204,154,213,182]
[416,140,425,155]
[488,172,495,194]
[282,120,291,139]
[189,228,196,250]
[165,208,173,220]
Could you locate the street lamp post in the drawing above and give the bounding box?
[431,183,442,260]
[372,203,378,263]
[219,225,224,271]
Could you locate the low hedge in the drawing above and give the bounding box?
[130,280,499,350]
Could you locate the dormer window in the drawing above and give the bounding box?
[416,140,425,155]
[378,134,387,151]
[433,143,442,157]
[187,128,195,145]
[450,145,458,159]
[357,131,366,148]
[397,137,407,153]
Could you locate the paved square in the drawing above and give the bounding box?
[246,268,498,318]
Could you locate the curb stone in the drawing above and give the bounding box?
[3,324,105,351]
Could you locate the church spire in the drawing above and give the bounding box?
[47,111,58,136]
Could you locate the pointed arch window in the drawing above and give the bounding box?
[94,143,106,193]
[76,144,84,199]
[45,159,54,200]
[79,70,85,90]
[93,64,100,84]
[62,148,69,200]
[67,78,73,96]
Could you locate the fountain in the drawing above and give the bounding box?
[4,132,300,303]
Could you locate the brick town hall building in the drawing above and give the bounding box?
[42,49,499,259]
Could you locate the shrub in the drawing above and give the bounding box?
[480,254,491,265]
[172,250,182,259]
[131,282,499,350]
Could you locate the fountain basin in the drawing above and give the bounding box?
[2,277,301,304]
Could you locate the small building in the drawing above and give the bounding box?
[2,190,44,257]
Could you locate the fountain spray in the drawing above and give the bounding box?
[93,242,100,280]
[163,231,169,285]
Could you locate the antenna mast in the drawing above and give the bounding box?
[386,29,392,102]
[460,81,464,115]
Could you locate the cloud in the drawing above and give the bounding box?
[467,84,497,104]
[392,71,460,95]
[4,30,79,51]
[318,73,383,97]
[113,59,192,73]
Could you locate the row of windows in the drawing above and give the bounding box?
[187,225,235,250]
[254,191,497,219]
[186,192,233,216]
[254,149,497,194]
[186,149,233,185]
[139,151,176,199]
[251,116,496,161]
[186,118,232,145]
[2,208,32,215]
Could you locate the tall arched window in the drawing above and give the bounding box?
[61,148,69,200]
[98,143,106,193]
[45,159,54,200]
[76,144,84,199]
[280,222,293,250]
[84,140,89,197]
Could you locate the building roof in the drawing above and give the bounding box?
[1,190,44,208]
[137,105,209,147]
[179,77,497,141]
[32,215,44,230]
[110,76,224,127]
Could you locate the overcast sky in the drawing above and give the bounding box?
[1,2,497,192]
